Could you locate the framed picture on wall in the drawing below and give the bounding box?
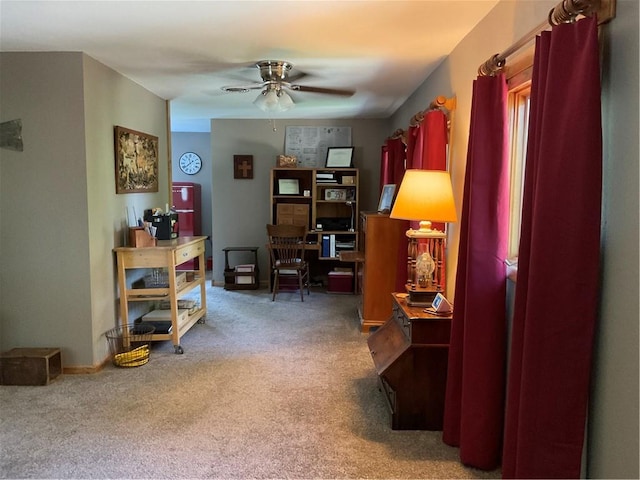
[114,126,159,194]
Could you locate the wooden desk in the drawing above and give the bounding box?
[367,293,452,430]
[113,236,207,354]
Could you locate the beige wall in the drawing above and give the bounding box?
[0,52,91,363]
[588,0,639,477]
[389,0,639,477]
[209,118,389,285]
[0,52,170,367]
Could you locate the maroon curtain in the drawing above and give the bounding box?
[442,74,510,471]
[418,110,448,234]
[379,145,390,193]
[502,17,602,479]
[416,109,448,170]
[379,137,406,191]
[406,124,421,169]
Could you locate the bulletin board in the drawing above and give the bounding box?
[284,126,352,167]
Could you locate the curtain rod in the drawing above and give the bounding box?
[410,95,456,127]
[386,95,456,144]
[478,0,616,76]
[386,128,406,144]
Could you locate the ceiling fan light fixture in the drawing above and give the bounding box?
[277,90,294,111]
[253,87,295,112]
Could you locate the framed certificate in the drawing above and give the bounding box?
[278,179,300,195]
[325,147,354,168]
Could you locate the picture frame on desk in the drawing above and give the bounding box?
[377,184,396,213]
[325,147,354,168]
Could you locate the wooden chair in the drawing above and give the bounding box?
[266,224,310,301]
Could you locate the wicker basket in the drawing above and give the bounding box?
[105,324,155,367]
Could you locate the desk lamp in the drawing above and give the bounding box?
[390,170,457,306]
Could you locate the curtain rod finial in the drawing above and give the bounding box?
[478,54,505,77]
[429,95,457,112]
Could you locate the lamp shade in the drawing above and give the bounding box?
[390,170,457,225]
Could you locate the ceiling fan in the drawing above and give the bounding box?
[221,60,356,112]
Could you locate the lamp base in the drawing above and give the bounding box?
[405,286,439,307]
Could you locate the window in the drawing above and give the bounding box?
[505,52,534,262]
[507,82,531,258]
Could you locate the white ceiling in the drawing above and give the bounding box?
[1,0,499,132]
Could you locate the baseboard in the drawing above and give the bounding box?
[63,355,110,374]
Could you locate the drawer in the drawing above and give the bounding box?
[278,204,294,215]
[410,318,451,345]
[277,203,309,227]
[293,204,308,215]
[174,241,204,266]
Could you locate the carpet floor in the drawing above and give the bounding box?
[0,285,500,479]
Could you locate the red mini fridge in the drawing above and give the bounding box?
[172,182,202,271]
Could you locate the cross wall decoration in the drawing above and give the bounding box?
[233,155,254,179]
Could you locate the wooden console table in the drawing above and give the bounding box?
[367,293,452,430]
[113,236,207,354]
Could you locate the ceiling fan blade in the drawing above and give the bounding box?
[221,83,265,93]
[287,70,309,83]
[290,85,355,97]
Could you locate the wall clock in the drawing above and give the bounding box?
[178,152,202,175]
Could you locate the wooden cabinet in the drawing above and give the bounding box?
[113,236,207,354]
[358,212,406,331]
[270,168,359,287]
[367,293,452,430]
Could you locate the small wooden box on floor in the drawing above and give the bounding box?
[0,348,62,386]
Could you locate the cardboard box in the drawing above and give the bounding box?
[341,176,356,185]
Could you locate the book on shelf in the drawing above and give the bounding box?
[322,235,330,257]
